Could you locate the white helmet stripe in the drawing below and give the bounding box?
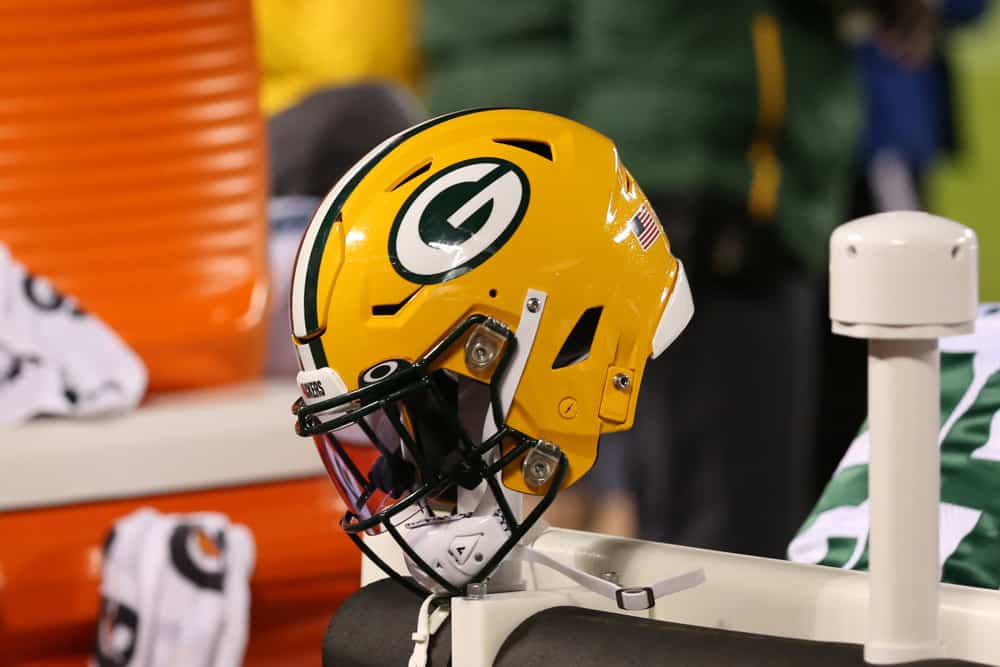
[295,342,317,372]
[290,129,406,338]
[290,108,497,340]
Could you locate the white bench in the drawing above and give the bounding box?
[0,381,324,510]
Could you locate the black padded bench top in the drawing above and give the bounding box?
[496,606,983,667]
[324,579,987,666]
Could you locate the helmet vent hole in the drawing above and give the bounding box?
[492,138,553,161]
[489,288,498,298]
[371,288,421,316]
[552,306,603,369]
[388,160,432,192]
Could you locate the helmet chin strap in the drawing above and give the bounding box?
[513,535,706,611]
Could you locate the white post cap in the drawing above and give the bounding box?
[830,211,978,339]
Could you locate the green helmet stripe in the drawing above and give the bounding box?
[300,108,497,339]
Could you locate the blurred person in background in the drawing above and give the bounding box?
[253,0,425,376]
[814,0,991,499]
[422,2,637,536]
[423,2,860,557]
[251,1,867,556]
[856,0,988,213]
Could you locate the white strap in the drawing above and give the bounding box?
[408,593,450,667]
[514,545,705,611]
[488,288,547,428]
[459,288,547,514]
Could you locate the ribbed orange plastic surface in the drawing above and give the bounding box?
[0,0,269,391]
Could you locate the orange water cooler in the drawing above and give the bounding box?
[0,2,358,664]
[0,0,269,390]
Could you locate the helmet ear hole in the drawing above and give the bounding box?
[552,306,603,369]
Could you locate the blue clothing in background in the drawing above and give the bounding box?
[858,0,988,172]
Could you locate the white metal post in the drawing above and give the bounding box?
[866,339,940,662]
[828,211,977,664]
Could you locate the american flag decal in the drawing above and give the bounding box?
[629,204,661,251]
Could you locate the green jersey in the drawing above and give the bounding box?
[790,305,1000,588]
[421,1,860,274]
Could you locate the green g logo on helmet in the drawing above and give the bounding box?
[389,158,530,284]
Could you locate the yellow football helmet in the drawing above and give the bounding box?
[290,108,692,596]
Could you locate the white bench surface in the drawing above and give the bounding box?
[0,381,324,511]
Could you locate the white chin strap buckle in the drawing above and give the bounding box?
[616,587,656,611]
[514,544,705,611]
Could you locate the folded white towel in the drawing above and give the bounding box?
[92,508,256,667]
[0,244,146,424]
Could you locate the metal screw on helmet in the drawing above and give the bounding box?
[522,440,562,489]
[613,372,631,391]
[465,339,496,369]
[465,581,488,600]
[526,297,540,313]
[464,323,505,371]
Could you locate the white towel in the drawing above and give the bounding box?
[0,244,146,424]
[93,508,256,667]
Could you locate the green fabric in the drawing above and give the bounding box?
[421,0,578,118]
[420,1,861,274]
[791,306,1000,589]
